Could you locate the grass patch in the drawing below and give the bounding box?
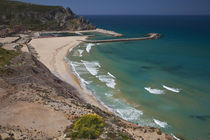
[0,48,19,69]
[65,114,104,139]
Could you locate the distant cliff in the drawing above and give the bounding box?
[0,0,96,36]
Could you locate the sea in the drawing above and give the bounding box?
[67,15,210,140]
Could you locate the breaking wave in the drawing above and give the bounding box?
[105,93,113,97]
[77,49,84,57]
[68,60,91,89]
[153,119,168,128]
[86,43,95,53]
[81,60,101,76]
[144,87,165,95]
[108,72,115,78]
[162,85,181,93]
[116,107,143,121]
[171,133,180,140]
[96,72,116,89]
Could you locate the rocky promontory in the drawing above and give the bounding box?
[0,0,96,37]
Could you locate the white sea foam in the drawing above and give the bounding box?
[86,43,94,53]
[69,47,73,52]
[69,61,91,89]
[81,60,101,76]
[77,49,84,57]
[171,133,180,140]
[108,72,115,78]
[116,107,143,121]
[144,87,165,95]
[105,93,113,97]
[162,85,180,93]
[97,74,116,89]
[153,119,168,128]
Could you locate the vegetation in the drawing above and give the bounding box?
[65,114,104,139]
[120,134,132,140]
[0,0,61,15]
[0,0,95,32]
[0,0,63,30]
[157,129,162,135]
[0,48,19,69]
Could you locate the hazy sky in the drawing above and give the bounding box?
[18,0,210,15]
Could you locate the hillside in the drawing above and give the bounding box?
[0,0,96,36]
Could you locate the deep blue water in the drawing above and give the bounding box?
[69,15,210,140]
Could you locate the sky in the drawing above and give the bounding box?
[18,0,210,15]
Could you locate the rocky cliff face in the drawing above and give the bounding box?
[0,0,96,36]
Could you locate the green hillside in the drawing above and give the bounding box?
[0,0,95,31]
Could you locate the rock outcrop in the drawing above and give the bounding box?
[0,0,96,37]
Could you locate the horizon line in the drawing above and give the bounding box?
[79,14,210,16]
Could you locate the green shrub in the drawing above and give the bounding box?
[67,114,104,139]
[157,130,162,135]
[120,134,131,140]
[0,48,19,69]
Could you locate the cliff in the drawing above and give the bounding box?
[0,0,96,36]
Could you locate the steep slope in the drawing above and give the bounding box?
[0,0,96,36]
[0,48,174,140]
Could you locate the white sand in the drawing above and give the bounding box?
[0,37,20,44]
[29,36,109,111]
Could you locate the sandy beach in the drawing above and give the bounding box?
[29,35,110,111]
[1,32,174,140]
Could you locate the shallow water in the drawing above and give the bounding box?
[40,32,78,37]
[67,15,210,140]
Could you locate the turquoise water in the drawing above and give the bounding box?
[67,16,210,140]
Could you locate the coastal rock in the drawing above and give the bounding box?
[0,0,96,36]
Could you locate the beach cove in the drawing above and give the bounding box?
[23,29,175,140]
[29,34,109,111]
[67,15,210,140]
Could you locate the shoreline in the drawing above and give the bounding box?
[29,35,112,113]
[1,30,175,140]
